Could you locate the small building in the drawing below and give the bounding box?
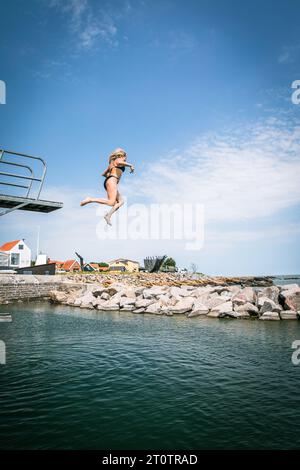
[48,259,81,272]
[99,265,109,272]
[16,263,56,275]
[0,239,31,269]
[107,258,140,273]
[62,259,81,272]
[83,263,100,272]
[48,260,65,272]
[35,253,48,266]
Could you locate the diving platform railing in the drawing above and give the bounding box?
[0,148,63,216]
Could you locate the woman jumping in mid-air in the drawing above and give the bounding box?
[80,148,134,226]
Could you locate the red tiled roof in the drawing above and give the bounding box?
[48,260,64,267]
[0,240,21,251]
[63,259,80,270]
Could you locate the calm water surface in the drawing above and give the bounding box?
[0,302,300,449]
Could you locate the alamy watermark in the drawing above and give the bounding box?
[291,340,300,365]
[0,340,6,365]
[291,80,300,104]
[96,199,205,251]
[0,80,6,104]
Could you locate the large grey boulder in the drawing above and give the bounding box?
[225,311,250,319]
[226,285,242,295]
[207,311,224,318]
[120,304,135,312]
[219,294,233,303]
[160,305,173,316]
[169,286,183,297]
[171,297,195,314]
[92,286,118,297]
[192,287,212,299]
[91,286,107,297]
[257,286,280,303]
[134,287,145,296]
[210,300,233,314]
[211,286,231,294]
[97,299,120,311]
[143,286,167,299]
[121,287,136,298]
[187,301,209,317]
[258,297,282,314]
[232,287,256,305]
[132,307,146,314]
[157,294,172,306]
[100,292,110,300]
[280,310,299,320]
[234,302,259,315]
[191,293,210,306]
[243,286,256,302]
[92,296,107,308]
[110,292,123,303]
[76,291,96,308]
[166,296,179,306]
[283,287,300,297]
[145,302,163,315]
[168,286,195,298]
[193,286,216,297]
[279,291,300,311]
[278,283,300,292]
[180,289,197,298]
[66,291,83,306]
[169,294,183,304]
[259,311,280,320]
[206,295,228,310]
[135,298,156,309]
[49,290,68,304]
[119,297,136,309]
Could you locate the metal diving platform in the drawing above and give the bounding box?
[0,148,63,216]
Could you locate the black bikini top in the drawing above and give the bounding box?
[107,165,125,179]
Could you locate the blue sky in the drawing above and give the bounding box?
[0,0,300,275]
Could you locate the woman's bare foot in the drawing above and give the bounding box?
[80,197,92,206]
[104,213,112,226]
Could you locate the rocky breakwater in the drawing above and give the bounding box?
[61,272,274,287]
[49,282,300,320]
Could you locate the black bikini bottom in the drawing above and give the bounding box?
[104,175,119,190]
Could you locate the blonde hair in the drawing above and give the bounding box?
[109,148,127,163]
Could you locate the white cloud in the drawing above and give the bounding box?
[128,116,300,223]
[49,0,120,50]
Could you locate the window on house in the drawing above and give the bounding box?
[18,244,24,250]
[10,253,20,265]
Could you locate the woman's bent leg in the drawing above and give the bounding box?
[104,191,124,225]
[80,180,117,207]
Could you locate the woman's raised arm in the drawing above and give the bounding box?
[115,160,135,173]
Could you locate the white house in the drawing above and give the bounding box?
[35,253,48,266]
[0,239,31,268]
